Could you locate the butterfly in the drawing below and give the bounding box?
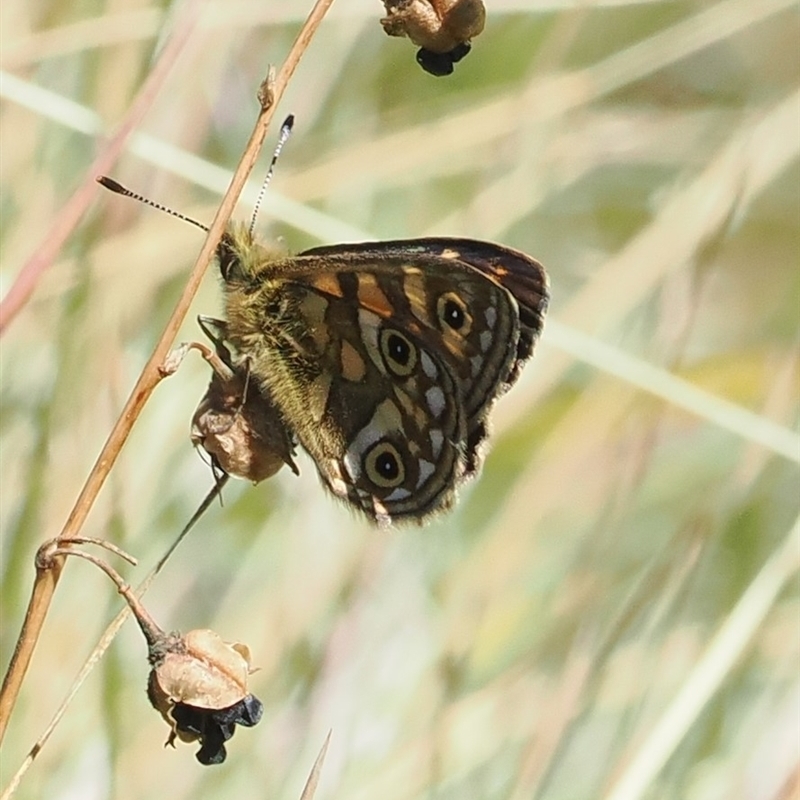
[191,224,549,525]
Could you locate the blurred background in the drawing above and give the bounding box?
[1,0,798,798]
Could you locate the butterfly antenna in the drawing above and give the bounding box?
[97,176,209,233]
[249,114,295,238]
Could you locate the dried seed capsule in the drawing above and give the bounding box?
[381,0,486,75]
[147,629,264,765]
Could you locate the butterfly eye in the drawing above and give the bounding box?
[217,235,240,283]
[379,328,418,377]
[436,292,472,335]
[364,441,406,488]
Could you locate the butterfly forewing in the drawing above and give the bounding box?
[298,239,549,480]
[292,248,521,418]
[301,238,549,385]
[420,239,550,382]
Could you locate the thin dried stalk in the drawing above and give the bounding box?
[0,0,336,754]
[299,731,333,800]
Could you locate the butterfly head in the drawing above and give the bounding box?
[217,222,284,288]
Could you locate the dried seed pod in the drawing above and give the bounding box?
[34,537,264,765]
[381,0,486,76]
[191,334,298,483]
[147,628,264,765]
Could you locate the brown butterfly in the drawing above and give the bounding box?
[196,224,548,524]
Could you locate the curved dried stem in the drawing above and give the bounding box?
[0,0,336,754]
[35,539,156,634]
[42,548,162,646]
[35,536,139,567]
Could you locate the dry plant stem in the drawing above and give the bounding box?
[0,0,337,750]
[161,340,233,381]
[0,0,202,334]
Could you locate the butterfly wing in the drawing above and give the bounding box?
[300,239,549,474]
[302,238,548,391]
[306,296,468,522]
[387,238,549,383]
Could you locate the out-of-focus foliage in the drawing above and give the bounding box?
[1,1,798,798]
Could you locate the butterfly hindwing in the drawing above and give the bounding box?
[307,292,467,522]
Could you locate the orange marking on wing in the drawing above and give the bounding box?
[357,274,394,317]
[299,292,330,351]
[312,273,344,297]
[402,270,429,326]
[340,340,367,382]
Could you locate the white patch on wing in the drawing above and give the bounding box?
[343,451,361,481]
[425,386,446,418]
[416,459,435,487]
[420,350,437,379]
[470,354,483,376]
[479,330,493,352]
[372,498,390,524]
[327,465,349,497]
[385,487,411,502]
[485,305,497,328]
[429,429,444,458]
[344,400,404,480]
[358,308,384,372]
